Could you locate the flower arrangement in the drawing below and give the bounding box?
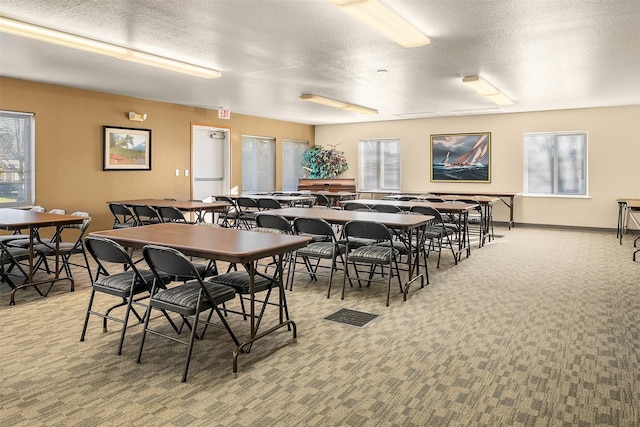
[301,145,349,179]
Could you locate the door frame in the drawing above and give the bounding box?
[190,122,231,200]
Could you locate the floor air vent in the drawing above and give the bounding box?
[324,308,379,327]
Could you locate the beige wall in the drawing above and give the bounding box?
[315,106,640,228]
[0,77,314,231]
[2,76,637,230]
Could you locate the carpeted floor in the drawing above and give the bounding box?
[1,226,638,426]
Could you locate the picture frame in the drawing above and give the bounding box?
[103,126,152,171]
[430,132,491,183]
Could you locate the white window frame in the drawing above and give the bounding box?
[241,135,275,193]
[0,111,35,207]
[358,138,401,192]
[523,131,588,197]
[282,139,308,191]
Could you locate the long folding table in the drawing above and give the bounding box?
[274,207,432,299]
[342,199,477,261]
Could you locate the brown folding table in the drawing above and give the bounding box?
[0,208,85,305]
[89,223,310,375]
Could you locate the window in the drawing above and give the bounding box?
[524,132,587,196]
[0,111,35,207]
[282,139,308,191]
[242,135,275,192]
[358,138,400,192]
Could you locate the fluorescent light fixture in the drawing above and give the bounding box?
[300,94,378,114]
[485,92,513,106]
[328,0,430,48]
[0,16,221,79]
[394,111,444,119]
[462,75,513,105]
[124,50,221,79]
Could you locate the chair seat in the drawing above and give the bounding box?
[154,281,236,310]
[297,241,346,259]
[33,241,81,255]
[8,237,51,248]
[423,226,454,239]
[340,237,378,248]
[113,223,136,229]
[173,262,217,281]
[209,271,274,294]
[348,245,398,263]
[0,235,30,243]
[375,240,411,255]
[253,227,286,234]
[239,212,257,220]
[94,269,163,296]
[1,247,30,263]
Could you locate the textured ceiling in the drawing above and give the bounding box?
[0,0,639,125]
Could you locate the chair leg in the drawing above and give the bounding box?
[136,305,153,364]
[80,289,97,342]
[116,297,136,355]
[181,300,201,383]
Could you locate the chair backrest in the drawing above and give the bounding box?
[256,213,292,233]
[142,245,205,286]
[293,217,334,239]
[108,202,136,228]
[342,202,370,211]
[48,209,66,215]
[215,196,238,212]
[409,205,443,223]
[59,212,91,246]
[315,193,331,207]
[398,196,418,201]
[425,197,445,203]
[372,204,402,213]
[343,220,392,242]
[132,204,161,225]
[257,198,282,210]
[30,206,45,212]
[85,235,133,265]
[158,206,187,223]
[236,197,259,210]
[85,236,151,285]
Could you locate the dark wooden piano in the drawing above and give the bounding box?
[297,178,356,193]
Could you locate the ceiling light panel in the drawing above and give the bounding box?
[0,16,221,79]
[462,75,513,106]
[301,94,378,114]
[328,0,430,48]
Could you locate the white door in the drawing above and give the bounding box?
[191,125,230,201]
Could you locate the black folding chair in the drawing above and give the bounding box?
[139,245,239,382]
[341,220,402,306]
[290,217,347,298]
[81,236,172,355]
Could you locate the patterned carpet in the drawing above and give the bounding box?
[1,226,638,426]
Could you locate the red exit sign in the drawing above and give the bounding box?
[218,108,231,119]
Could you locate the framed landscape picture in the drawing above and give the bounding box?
[430,132,491,182]
[103,126,152,171]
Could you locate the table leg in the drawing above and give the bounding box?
[232,254,297,377]
[618,201,626,243]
